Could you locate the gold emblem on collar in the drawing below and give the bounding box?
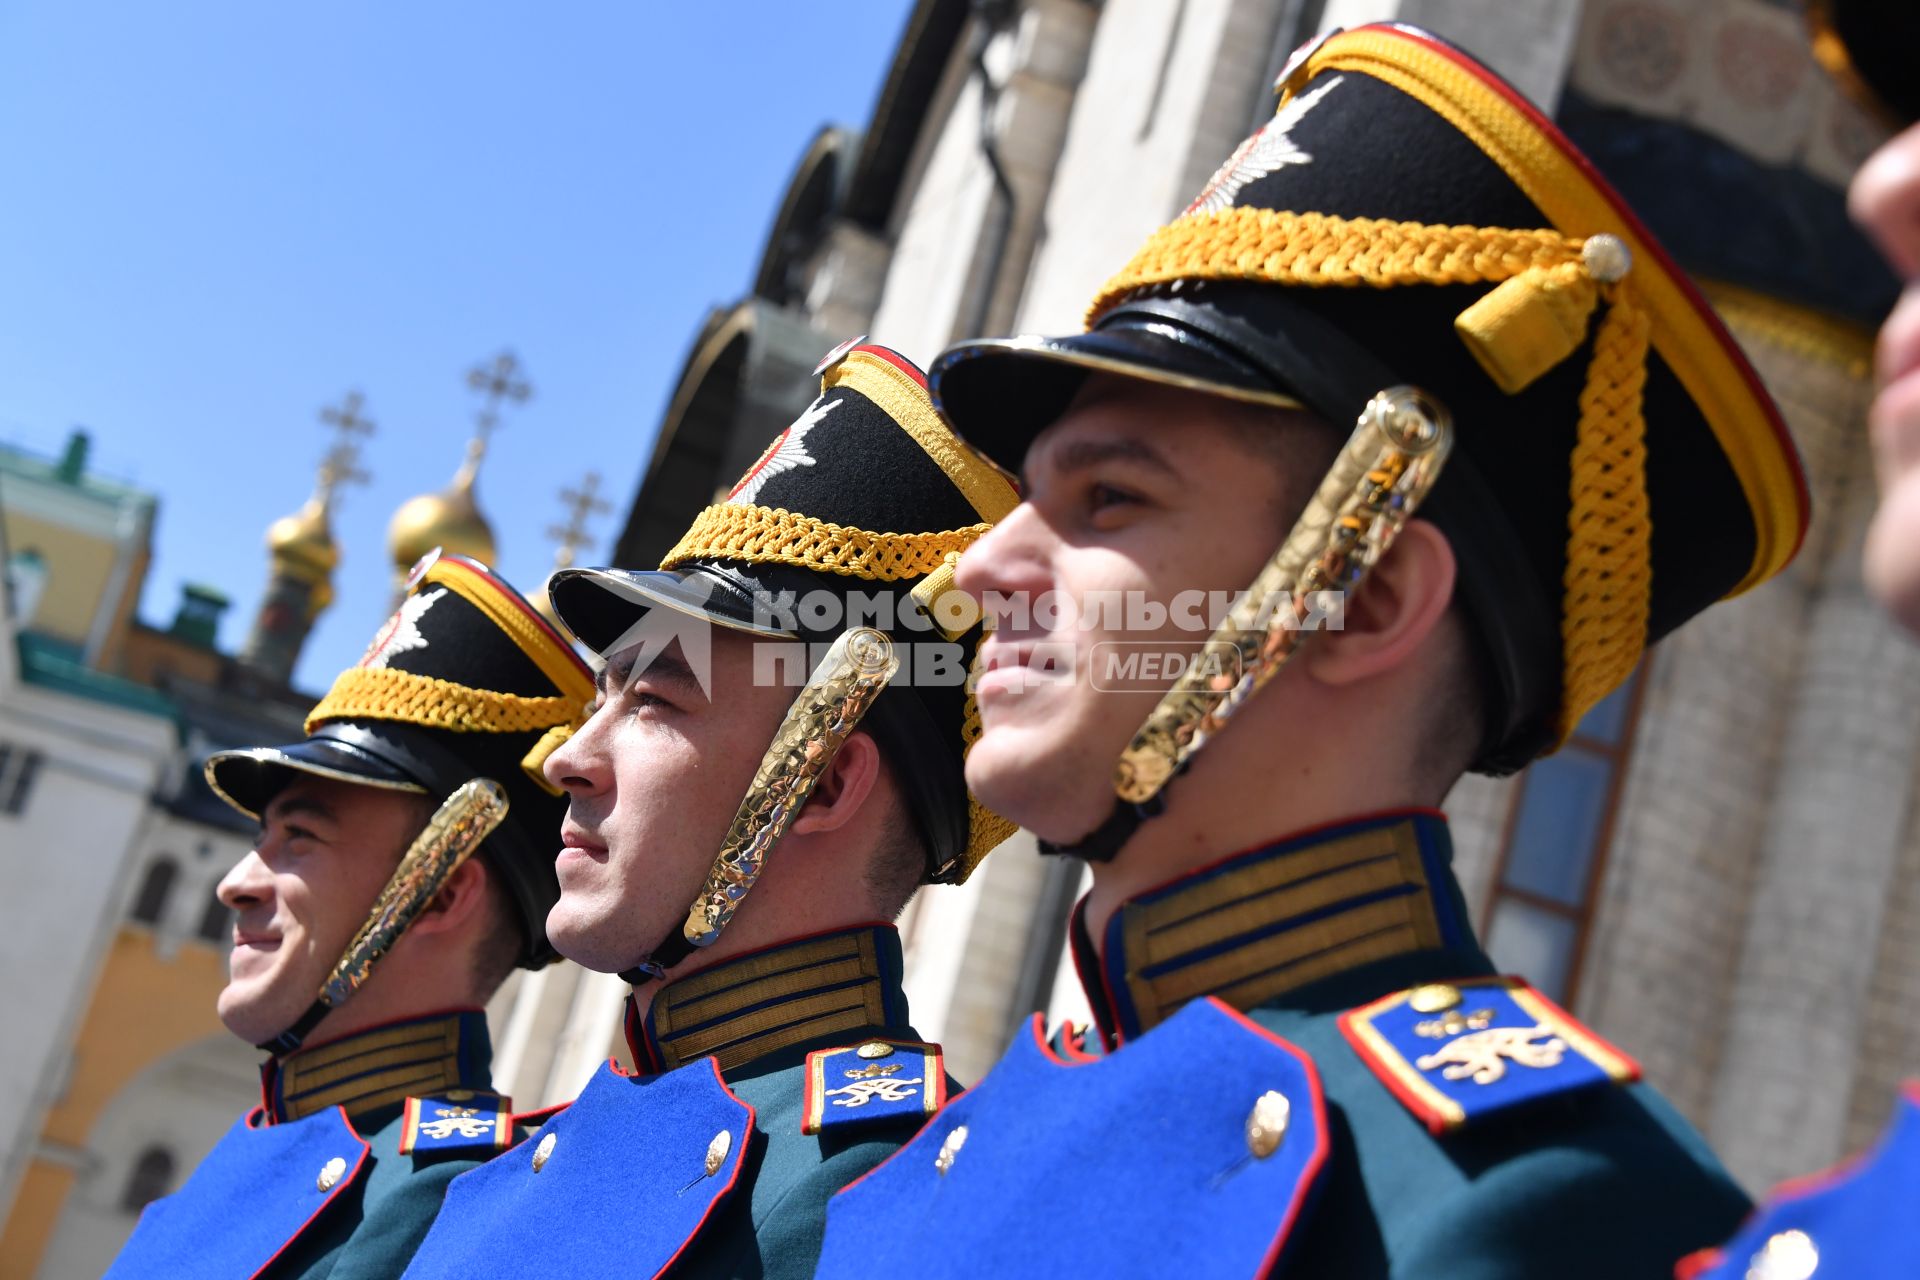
[1407,983,1463,1014]
[1415,1024,1567,1086]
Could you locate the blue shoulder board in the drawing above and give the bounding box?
[1679,1086,1920,1280]
[802,1039,945,1136]
[1339,976,1639,1135]
[397,1089,513,1156]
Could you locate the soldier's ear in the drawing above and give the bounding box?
[409,856,494,937]
[790,730,883,839]
[1302,517,1456,689]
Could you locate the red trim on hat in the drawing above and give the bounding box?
[434,553,592,678]
[1382,25,1811,559]
[850,344,929,388]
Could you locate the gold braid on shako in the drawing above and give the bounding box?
[926,24,1807,863]
[548,342,1019,982]
[204,551,597,1053]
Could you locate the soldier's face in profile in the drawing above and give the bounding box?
[1851,122,1920,636]
[955,377,1294,842]
[213,776,427,1045]
[544,631,793,974]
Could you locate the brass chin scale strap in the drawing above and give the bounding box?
[1042,388,1454,862]
[619,628,901,985]
[258,779,510,1055]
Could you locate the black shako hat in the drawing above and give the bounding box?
[931,23,1810,773]
[549,341,1020,884]
[1808,0,1920,128]
[207,552,596,967]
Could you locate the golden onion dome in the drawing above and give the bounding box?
[387,452,498,583]
[266,492,341,583]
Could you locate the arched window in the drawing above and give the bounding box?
[196,892,231,944]
[129,858,178,926]
[120,1146,175,1213]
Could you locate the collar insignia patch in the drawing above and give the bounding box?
[1339,975,1639,1136]
[802,1040,946,1136]
[397,1089,514,1155]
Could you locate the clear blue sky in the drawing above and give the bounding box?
[0,0,917,692]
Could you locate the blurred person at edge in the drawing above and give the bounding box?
[1678,4,1920,1278]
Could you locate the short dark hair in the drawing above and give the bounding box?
[862,775,930,921]
[470,871,528,996]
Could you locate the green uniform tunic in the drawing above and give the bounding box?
[818,812,1750,1278]
[400,925,950,1280]
[106,1010,516,1280]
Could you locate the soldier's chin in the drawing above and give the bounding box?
[216,975,301,1047]
[1865,476,1920,637]
[546,896,646,976]
[965,725,1116,846]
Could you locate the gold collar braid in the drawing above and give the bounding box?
[1090,206,1651,740]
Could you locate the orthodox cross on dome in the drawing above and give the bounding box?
[547,470,611,571]
[463,350,533,468]
[314,389,375,506]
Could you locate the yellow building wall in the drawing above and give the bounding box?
[0,512,116,646]
[0,928,229,1280]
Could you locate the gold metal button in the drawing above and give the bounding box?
[856,1041,895,1060]
[316,1156,346,1191]
[1408,984,1462,1014]
[1245,1091,1291,1159]
[1748,1229,1818,1280]
[704,1129,731,1177]
[934,1125,968,1175]
[445,1089,474,1102]
[531,1131,557,1172]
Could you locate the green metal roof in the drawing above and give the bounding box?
[15,631,181,732]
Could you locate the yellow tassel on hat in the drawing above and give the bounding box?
[1453,234,1632,395]
[1454,261,1599,395]
[909,551,981,641]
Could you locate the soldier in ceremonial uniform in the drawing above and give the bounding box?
[1679,5,1920,1277]
[398,342,1017,1279]
[106,554,595,1279]
[816,25,1807,1279]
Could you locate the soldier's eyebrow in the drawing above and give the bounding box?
[264,793,336,828]
[1021,436,1179,492]
[598,643,701,700]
